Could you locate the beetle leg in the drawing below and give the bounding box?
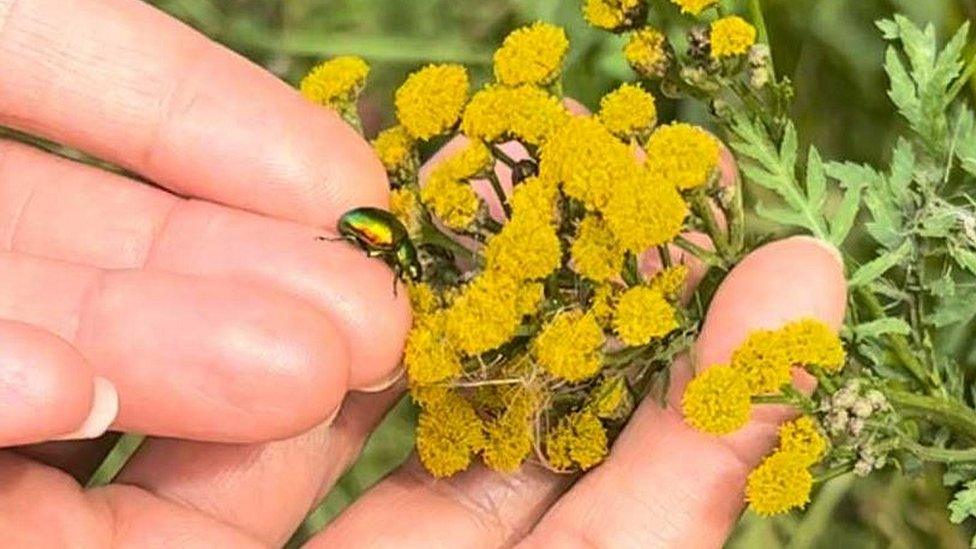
[317,235,346,243]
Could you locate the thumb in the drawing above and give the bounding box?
[0,320,117,446]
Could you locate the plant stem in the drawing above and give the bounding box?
[420,223,480,266]
[747,0,776,80]
[901,438,976,463]
[751,394,791,405]
[490,144,518,169]
[855,286,933,389]
[813,465,852,484]
[86,433,146,488]
[487,171,512,218]
[689,190,732,261]
[673,235,725,268]
[888,389,976,442]
[622,252,641,286]
[726,182,746,256]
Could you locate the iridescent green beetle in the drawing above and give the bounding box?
[320,207,422,293]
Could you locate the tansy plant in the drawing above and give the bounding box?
[294,0,976,537]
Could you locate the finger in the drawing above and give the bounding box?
[0,139,409,390]
[0,0,386,227]
[0,320,116,446]
[0,251,349,441]
[520,236,846,548]
[0,452,264,547]
[111,387,404,547]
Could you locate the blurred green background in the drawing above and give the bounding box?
[141,0,976,547]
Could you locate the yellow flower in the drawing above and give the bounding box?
[590,283,617,327]
[484,215,562,281]
[446,271,532,356]
[409,384,449,408]
[670,0,718,16]
[649,264,689,300]
[420,170,481,231]
[603,170,688,252]
[372,125,415,176]
[589,375,633,420]
[440,140,494,180]
[624,27,670,79]
[612,286,678,345]
[746,450,813,516]
[389,187,423,237]
[300,55,370,107]
[644,123,720,190]
[395,64,470,140]
[598,83,657,138]
[508,176,559,224]
[403,311,463,385]
[730,328,794,395]
[545,410,608,471]
[462,85,570,146]
[710,16,757,59]
[571,215,626,281]
[540,116,636,211]
[407,282,440,316]
[533,311,606,382]
[779,318,846,373]
[494,22,569,86]
[483,402,535,472]
[516,282,545,316]
[682,365,751,435]
[416,390,486,478]
[778,416,828,466]
[583,0,646,32]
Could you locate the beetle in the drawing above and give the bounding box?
[319,207,422,295]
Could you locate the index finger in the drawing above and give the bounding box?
[0,0,386,227]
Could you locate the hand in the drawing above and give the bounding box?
[0,0,410,545]
[307,141,848,547]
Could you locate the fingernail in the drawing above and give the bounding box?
[357,365,404,393]
[790,235,844,266]
[56,377,118,441]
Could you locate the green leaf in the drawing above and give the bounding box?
[957,107,976,177]
[950,244,976,275]
[848,241,912,287]
[848,318,912,339]
[928,288,976,328]
[949,480,976,524]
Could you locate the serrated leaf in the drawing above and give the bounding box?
[957,107,976,177]
[805,148,827,212]
[754,201,810,230]
[950,244,976,275]
[885,46,922,130]
[849,318,912,339]
[849,241,912,287]
[780,123,798,173]
[949,480,976,524]
[889,138,916,199]
[876,18,899,40]
[927,288,976,328]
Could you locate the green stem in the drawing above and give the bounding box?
[813,465,852,484]
[490,144,518,169]
[889,389,976,442]
[689,190,732,261]
[901,438,976,463]
[747,0,776,80]
[855,287,933,389]
[487,171,512,218]
[420,223,481,266]
[673,235,725,268]
[86,433,146,488]
[751,394,791,405]
[622,252,641,286]
[726,182,745,256]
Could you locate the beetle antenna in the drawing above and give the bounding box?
[316,235,346,243]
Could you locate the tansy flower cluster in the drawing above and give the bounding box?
[300,19,729,478]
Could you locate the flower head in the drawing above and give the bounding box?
[508,176,559,224]
[462,85,569,146]
[416,390,485,478]
[779,318,846,373]
[300,55,370,108]
[624,27,670,79]
[420,170,481,231]
[446,271,533,356]
[613,286,678,345]
[484,215,562,281]
[603,170,688,252]
[730,328,793,395]
[395,64,470,140]
[583,0,647,32]
[404,311,462,385]
[590,283,617,327]
[710,16,757,59]
[670,0,717,16]
[533,311,605,382]
[545,410,608,470]
[589,375,633,419]
[746,450,813,516]
[644,123,720,190]
[598,83,657,139]
[389,187,423,237]
[571,215,626,281]
[372,125,416,177]
[650,264,689,300]
[494,22,569,86]
[483,398,536,472]
[682,365,752,435]
[778,416,828,466]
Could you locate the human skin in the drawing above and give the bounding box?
[0,1,846,547]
